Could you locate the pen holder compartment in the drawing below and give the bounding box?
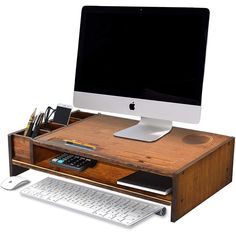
[40,110,95,130]
[9,129,49,163]
[40,122,65,132]
[9,110,96,164]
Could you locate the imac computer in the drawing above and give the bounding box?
[73,6,210,142]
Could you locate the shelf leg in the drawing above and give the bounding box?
[8,134,29,176]
[171,140,234,222]
[9,163,29,176]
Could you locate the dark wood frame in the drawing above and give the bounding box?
[8,110,234,222]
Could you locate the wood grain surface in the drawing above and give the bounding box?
[171,138,234,221]
[35,114,232,176]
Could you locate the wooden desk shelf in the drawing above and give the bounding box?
[8,111,234,222]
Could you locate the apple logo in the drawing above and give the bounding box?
[129,102,135,110]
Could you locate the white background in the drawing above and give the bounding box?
[0,0,236,235]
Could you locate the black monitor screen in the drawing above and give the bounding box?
[74,6,209,106]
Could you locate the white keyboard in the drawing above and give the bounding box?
[20,177,166,226]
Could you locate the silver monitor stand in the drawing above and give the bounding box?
[114,117,172,142]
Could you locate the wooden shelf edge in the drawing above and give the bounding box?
[174,137,235,175]
[12,159,172,205]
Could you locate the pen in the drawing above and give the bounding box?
[63,139,96,150]
[31,112,44,138]
[24,108,37,136]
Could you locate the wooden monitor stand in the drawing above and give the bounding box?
[8,111,234,222]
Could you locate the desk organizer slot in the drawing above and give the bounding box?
[40,122,65,131]
[10,129,49,162]
[9,110,96,164]
[70,110,96,120]
[11,131,31,162]
[68,117,80,124]
[40,110,95,129]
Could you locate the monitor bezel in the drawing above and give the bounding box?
[73,6,209,124]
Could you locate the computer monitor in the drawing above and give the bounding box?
[73,6,210,142]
